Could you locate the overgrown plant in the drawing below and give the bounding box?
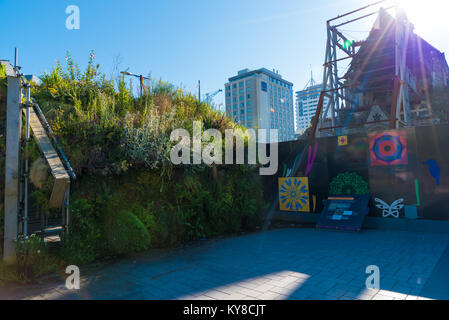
[1,52,269,275]
[14,235,60,282]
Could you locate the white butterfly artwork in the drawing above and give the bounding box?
[374,198,405,219]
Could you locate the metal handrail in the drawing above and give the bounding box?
[32,102,77,180]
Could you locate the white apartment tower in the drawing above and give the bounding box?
[225,68,295,143]
[295,76,329,135]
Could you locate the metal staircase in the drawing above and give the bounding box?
[22,101,75,245]
[3,55,77,261]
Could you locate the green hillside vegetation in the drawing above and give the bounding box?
[0,52,266,282]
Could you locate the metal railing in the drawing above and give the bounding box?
[32,102,77,181]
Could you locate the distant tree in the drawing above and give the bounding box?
[300,126,313,139]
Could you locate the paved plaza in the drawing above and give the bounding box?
[2,228,449,300]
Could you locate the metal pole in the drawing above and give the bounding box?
[318,23,332,137]
[327,0,388,23]
[24,84,31,236]
[140,75,144,97]
[198,80,201,103]
[333,7,395,28]
[331,28,339,130]
[65,185,70,236]
[14,48,18,69]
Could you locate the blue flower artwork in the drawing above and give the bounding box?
[279,177,310,212]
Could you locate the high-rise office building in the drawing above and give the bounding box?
[295,77,329,135]
[225,68,295,143]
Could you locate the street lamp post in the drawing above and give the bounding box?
[120,71,151,97]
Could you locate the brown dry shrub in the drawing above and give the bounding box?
[153,93,173,114]
[30,158,48,189]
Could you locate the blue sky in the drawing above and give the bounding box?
[2,0,449,109]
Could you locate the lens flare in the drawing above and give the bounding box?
[395,0,449,34]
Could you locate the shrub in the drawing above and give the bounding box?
[14,235,60,282]
[104,210,151,255]
[61,198,110,265]
[329,172,370,195]
[63,166,266,257]
[30,157,49,189]
[0,64,6,88]
[0,207,3,258]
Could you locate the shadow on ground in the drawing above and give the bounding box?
[1,228,448,300]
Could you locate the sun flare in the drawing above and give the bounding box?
[395,0,449,33]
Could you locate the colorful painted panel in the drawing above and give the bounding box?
[279,177,310,212]
[338,136,348,146]
[369,130,408,166]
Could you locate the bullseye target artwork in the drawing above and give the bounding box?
[369,130,408,166]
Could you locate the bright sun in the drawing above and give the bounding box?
[394,0,449,33]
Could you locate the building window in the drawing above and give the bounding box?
[261,81,268,92]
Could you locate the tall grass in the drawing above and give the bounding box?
[32,52,245,179]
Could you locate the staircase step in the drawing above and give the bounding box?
[35,225,65,237]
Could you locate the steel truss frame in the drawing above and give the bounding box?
[311,0,414,138]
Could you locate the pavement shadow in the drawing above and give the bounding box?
[1,228,446,300]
